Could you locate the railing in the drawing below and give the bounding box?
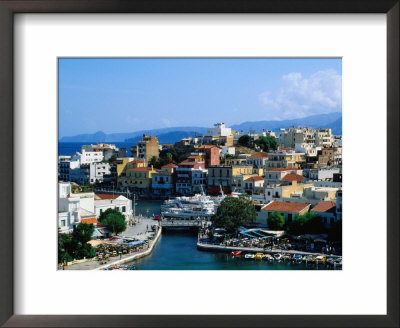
[160,220,211,227]
[161,221,202,227]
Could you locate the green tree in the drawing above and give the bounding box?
[212,197,256,233]
[287,212,325,235]
[99,208,127,235]
[58,233,73,263]
[149,156,158,168]
[267,211,285,230]
[77,243,96,259]
[328,219,342,241]
[166,152,173,163]
[159,145,194,164]
[254,136,278,152]
[58,232,80,263]
[75,223,95,245]
[238,135,253,148]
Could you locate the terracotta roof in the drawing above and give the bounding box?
[81,218,98,224]
[198,145,218,149]
[249,152,269,158]
[262,201,310,213]
[95,193,120,200]
[268,168,299,172]
[130,159,144,164]
[129,167,153,171]
[311,201,336,213]
[281,173,304,182]
[161,163,178,168]
[244,176,264,182]
[178,161,205,166]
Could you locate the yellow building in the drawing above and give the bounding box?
[207,165,254,194]
[131,134,159,163]
[265,151,305,169]
[116,158,146,177]
[119,167,157,194]
[264,180,313,202]
[224,158,247,165]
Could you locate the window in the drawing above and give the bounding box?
[61,220,66,227]
[122,206,126,213]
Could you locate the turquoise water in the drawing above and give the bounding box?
[131,201,335,270]
[133,200,162,217]
[132,230,334,270]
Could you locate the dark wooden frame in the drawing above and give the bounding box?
[0,1,398,327]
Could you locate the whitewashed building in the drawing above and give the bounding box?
[192,168,208,194]
[89,162,111,184]
[220,146,235,156]
[207,122,232,137]
[246,152,269,168]
[58,182,96,233]
[94,194,132,222]
[71,149,104,164]
[309,168,340,180]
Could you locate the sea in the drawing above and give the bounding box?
[58,142,133,157]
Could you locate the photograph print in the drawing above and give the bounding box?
[58,58,342,270]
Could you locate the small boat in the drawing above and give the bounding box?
[282,254,291,261]
[254,253,264,260]
[244,253,255,259]
[326,257,334,265]
[293,254,303,262]
[273,253,282,261]
[314,255,326,263]
[333,258,342,267]
[303,255,314,262]
[263,254,273,261]
[232,251,242,257]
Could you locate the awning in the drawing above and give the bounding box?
[126,240,145,246]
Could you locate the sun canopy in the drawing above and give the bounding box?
[126,240,145,246]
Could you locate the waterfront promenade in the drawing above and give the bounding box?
[63,217,160,270]
[197,241,341,258]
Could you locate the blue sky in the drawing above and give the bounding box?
[59,58,342,138]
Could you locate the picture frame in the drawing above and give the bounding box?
[0,0,398,327]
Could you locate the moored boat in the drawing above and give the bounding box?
[263,254,273,261]
[314,255,326,263]
[232,251,242,257]
[254,253,265,260]
[293,254,303,262]
[244,253,255,259]
[303,255,314,262]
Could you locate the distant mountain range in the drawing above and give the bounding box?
[59,127,208,143]
[230,112,342,135]
[59,112,342,144]
[125,130,204,145]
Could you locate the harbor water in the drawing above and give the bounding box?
[130,201,336,270]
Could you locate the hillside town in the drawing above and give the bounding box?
[58,122,342,270]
